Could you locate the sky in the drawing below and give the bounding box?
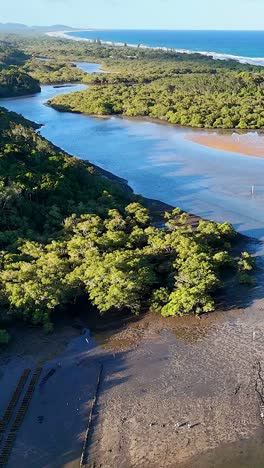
[1,0,264,30]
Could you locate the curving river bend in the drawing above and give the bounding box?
[1,62,264,240]
[2,63,264,468]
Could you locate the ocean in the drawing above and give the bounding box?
[68,30,264,65]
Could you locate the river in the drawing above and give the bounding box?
[2,63,264,467]
[1,62,264,239]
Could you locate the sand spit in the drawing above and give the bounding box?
[187,131,264,158]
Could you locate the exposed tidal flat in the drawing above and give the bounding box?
[186,130,264,158]
[3,266,264,468]
[2,63,264,467]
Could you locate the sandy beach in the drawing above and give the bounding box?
[186,131,264,158]
[46,31,264,67]
[46,30,94,42]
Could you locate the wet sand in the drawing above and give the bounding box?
[0,323,114,468]
[1,63,264,466]
[0,240,264,467]
[85,307,264,467]
[186,131,264,158]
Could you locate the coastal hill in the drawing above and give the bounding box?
[0,23,83,33]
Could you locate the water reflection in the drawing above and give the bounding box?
[1,64,264,239]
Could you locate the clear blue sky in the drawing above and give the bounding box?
[1,0,264,30]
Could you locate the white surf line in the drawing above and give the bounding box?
[46,30,264,67]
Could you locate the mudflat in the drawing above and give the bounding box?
[85,299,264,467]
[1,240,264,468]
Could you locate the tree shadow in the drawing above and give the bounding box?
[68,296,146,347]
[6,337,131,468]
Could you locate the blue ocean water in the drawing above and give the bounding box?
[68,30,264,64]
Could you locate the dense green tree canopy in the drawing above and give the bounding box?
[0,40,28,68]
[23,59,86,84]
[0,106,253,332]
[0,40,40,97]
[0,35,255,338]
[0,69,40,97]
[50,70,264,129]
[2,34,264,129]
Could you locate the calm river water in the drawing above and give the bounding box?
[2,63,264,468]
[1,62,264,239]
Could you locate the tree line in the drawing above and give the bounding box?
[0,107,254,342]
[0,35,255,343]
[2,34,264,128]
[50,68,264,129]
[0,41,40,97]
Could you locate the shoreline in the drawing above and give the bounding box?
[46,30,264,67]
[40,105,257,244]
[2,88,256,241]
[1,70,264,466]
[186,131,264,158]
[116,115,264,159]
[3,257,264,468]
[47,102,264,160]
[7,89,264,161]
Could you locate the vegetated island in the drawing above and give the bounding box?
[0,34,255,344]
